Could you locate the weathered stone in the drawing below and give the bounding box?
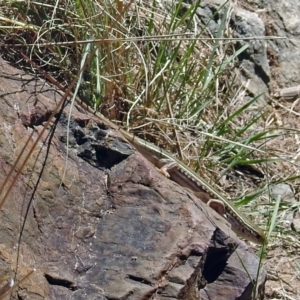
[233,7,270,84]
[243,0,300,89]
[0,57,266,299]
[271,183,296,226]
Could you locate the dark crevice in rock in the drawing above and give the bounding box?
[238,51,270,86]
[72,124,133,169]
[73,127,89,145]
[202,228,236,283]
[76,138,129,169]
[189,249,202,257]
[94,144,130,168]
[178,254,188,261]
[203,254,227,284]
[44,274,78,291]
[127,274,153,286]
[254,64,270,86]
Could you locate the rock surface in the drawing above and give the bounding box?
[0,57,266,299]
[191,0,300,96]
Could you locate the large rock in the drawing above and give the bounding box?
[0,57,266,299]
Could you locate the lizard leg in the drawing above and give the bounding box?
[207,199,227,218]
[156,160,177,178]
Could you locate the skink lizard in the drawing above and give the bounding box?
[76,101,265,244]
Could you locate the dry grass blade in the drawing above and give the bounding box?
[0,35,285,48]
[0,130,35,209]
[0,269,35,300]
